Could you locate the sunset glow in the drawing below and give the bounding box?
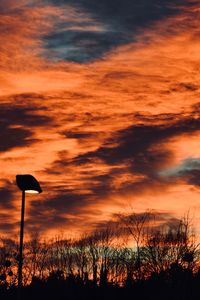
[1,0,200,239]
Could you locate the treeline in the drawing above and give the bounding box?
[1,211,200,299]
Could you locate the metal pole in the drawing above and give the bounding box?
[18,190,25,299]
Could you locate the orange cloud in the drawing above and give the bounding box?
[1,1,200,238]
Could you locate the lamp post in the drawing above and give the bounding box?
[16,174,42,299]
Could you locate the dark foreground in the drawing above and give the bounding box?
[1,268,200,300]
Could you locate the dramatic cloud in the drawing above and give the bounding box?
[45,0,191,62]
[0,97,51,152]
[160,158,200,186]
[1,0,200,237]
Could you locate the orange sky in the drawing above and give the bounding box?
[1,0,200,239]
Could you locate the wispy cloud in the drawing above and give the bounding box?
[1,0,200,237]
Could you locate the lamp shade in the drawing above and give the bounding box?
[16,174,42,194]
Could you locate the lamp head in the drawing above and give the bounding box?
[16,174,42,194]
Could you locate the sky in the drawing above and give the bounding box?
[1,0,200,238]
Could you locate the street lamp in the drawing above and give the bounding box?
[16,174,42,298]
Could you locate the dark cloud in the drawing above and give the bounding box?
[160,158,200,187]
[0,126,31,152]
[0,0,194,63]
[63,131,96,139]
[70,116,200,194]
[169,82,199,93]
[0,184,14,210]
[23,114,200,234]
[0,219,16,232]
[0,190,12,210]
[49,0,186,29]
[0,94,51,151]
[27,191,93,231]
[44,30,130,63]
[75,117,200,167]
[43,115,200,230]
[44,0,190,62]
[0,181,16,233]
[186,169,200,186]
